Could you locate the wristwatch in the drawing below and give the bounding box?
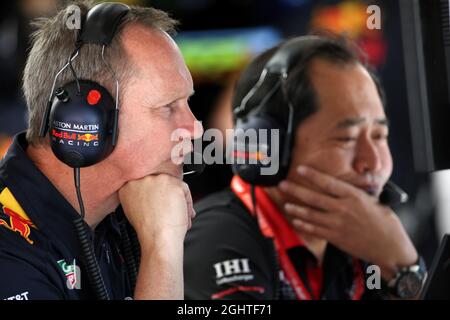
[387,256,427,299]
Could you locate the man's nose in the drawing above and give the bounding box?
[353,136,382,174]
[181,104,204,140]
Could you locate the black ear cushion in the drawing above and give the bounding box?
[48,80,116,168]
[231,114,290,186]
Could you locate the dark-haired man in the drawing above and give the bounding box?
[184,35,426,300]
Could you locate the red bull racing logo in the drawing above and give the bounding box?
[51,129,99,147]
[0,206,35,245]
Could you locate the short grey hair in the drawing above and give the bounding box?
[23,0,178,145]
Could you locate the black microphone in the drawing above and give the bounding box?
[183,152,205,177]
[379,181,409,207]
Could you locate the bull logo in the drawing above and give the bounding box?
[0,207,35,244]
[77,133,98,142]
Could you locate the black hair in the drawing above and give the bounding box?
[232,33,386,131]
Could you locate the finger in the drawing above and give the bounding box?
[284,203,339,229]
[279,180,338,212]
[182,183,194,230]
[291,219,333,240]
[182,182,196,220]
[296,165,362,198]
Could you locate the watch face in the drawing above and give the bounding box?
[397,273,422,299]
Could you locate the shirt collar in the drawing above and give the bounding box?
[0,132,104,253]
[231,175,304,250]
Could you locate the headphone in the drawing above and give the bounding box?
[232,36,410,207]
[231,36,327,186]
[39,2,130,168]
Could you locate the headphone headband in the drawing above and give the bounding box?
[264,35,325,76]
[78,2,130,46]
[235,36,327,119]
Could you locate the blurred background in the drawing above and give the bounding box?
[0,0,447,267]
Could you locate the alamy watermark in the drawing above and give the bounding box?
[64,3,381,31]
[367,5,381,30]
[366,264,382,290]
[65,4,81,30]
[171,121,281,176]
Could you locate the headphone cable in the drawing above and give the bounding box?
[73,167,110,300]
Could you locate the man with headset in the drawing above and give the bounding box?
[184,35,426,300]
[0,1,201,299]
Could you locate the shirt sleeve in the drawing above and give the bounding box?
[184,205,278,300]
[0,250,64,300]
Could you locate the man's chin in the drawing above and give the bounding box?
[158,167,184,180]
[149,159,185,180]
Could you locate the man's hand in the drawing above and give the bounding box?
[279,165,418,282]
[118,174,195,299]
[119,174,195,241]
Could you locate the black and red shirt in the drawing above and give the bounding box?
[184,176,387,300]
